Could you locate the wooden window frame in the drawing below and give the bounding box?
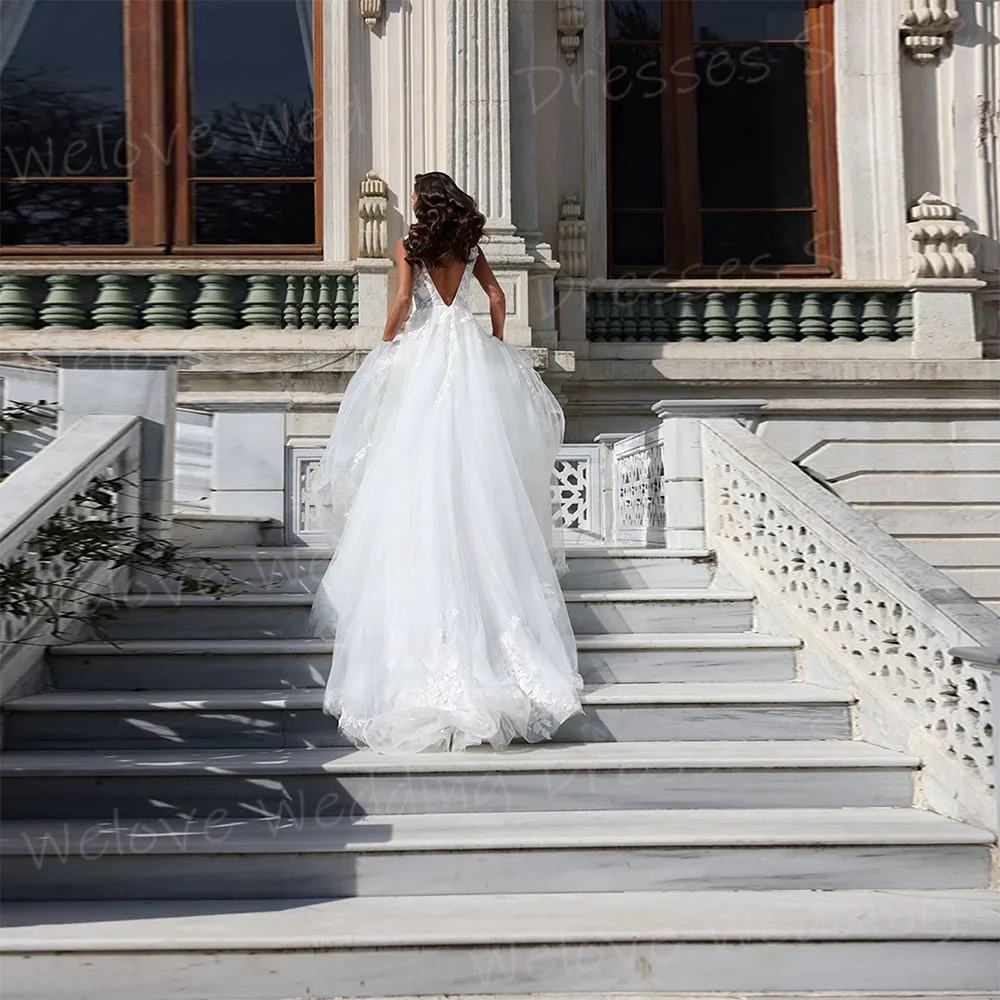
[1,0,324,259]
[606,0,839,278]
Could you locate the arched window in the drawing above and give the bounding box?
[606,0,838,276]
[1,0,322,255]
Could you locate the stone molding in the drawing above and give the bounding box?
[557,195,588,279]
[907,193,978,279]
[357,171,389,259]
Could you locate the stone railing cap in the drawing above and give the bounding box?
[31,351,197,370]
[950,646,1000,673]
[652,399,770,419]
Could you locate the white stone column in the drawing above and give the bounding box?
[31,351,191,530]
[323,0,353,262]
[652,400,769,549]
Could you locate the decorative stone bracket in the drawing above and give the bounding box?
[900,0,960,64]
[358,171,389,259]
[556,0,585,65]
[558,195,588,278]
[908,192,977,279]
[359,0,383,32]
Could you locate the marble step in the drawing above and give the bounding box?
[137,546,717,594]
[0,741,919,819]
[170,513,282,549]
[2,890,998,999]
[97,590,756,640]
[1,808,990,901]
[2,682,853,749]
[46,633,801,689]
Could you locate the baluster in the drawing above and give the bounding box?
[675,292,702,341]
[191,275,237,328]
[766,292,797,342]
[281,276,301,329]
[0,275,38,329]
[300,276,318,329]
[316,276,334,329]
[894,292,914,340]
[39,275,88,329]
[704,291,734,341]
[92,274,139,330]
[143,274,188,329]
[830,292,861,341]
[860,292,893,341]
[607,295,624,340]
[621,296,638,341]
[589,292,608,340]
[350,273,360,327]
[650,292,669,340]
[734,291,766,342]
[798,292,829,341]
[242,275,283,328]
[636,294,652,340]
[333,275,351,329]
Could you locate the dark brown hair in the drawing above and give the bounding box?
[403,171,486,269]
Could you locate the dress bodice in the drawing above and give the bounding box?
[412,245,479,314]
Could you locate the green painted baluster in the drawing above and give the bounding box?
[39,275,88,329]
[92,274,139,329]
[300,276,318,329]
[589,292,608,340]
[143,274,188,329]
[607,295,623,340]
[894,292,914,340]
[242,275,283,328]
[766,292,797,342]
[650,292,669,340]
[676,292,702,341]
[282,276,301,329]
[191,275,237,328]
[621,296,638,341]
[317,275,334,329]
[798,292,829,341]
[860,293,893,341]
[636,294,652,340]
[734,291,766,342]
[585,292,596,339]
[333,275,351,329]
[704,291,734,341]
[0,275,38,329]
[350,273,360,327]
[830,292,861,341]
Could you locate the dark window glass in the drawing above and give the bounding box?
[189,0,315,179]
[694,45,811,209]
[611,213,665,266]
[608,47,664,210]
[0,181,128,244]
[608,1,662,41]
[701,211,814,266]
[691,0,804,42]
[193,182,315,244]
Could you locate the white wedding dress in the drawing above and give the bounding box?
[306,244,584,753]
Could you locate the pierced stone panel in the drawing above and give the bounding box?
[615,441,667,536]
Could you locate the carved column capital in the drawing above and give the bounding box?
[900,0,960,64]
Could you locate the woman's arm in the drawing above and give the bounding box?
[473,249,506,341]
[381,238,415,342]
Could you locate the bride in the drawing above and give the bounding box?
[306,171,584,754]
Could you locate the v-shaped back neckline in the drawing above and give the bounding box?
[424,251,475,308]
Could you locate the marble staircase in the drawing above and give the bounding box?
[1,528,998,999]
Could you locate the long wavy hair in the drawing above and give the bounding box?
[403,171,486,269]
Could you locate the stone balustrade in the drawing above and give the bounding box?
[585,288,913,343]
[0,271,360,331]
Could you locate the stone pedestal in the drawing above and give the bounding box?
[31,351,191,531]
[910,280,986,359]
[652,399,770,549]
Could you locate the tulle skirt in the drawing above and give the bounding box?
[306,305,584,753]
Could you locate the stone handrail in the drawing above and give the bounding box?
[700,416,1000,830]
[0,269,360,331]
[0,414,141,654]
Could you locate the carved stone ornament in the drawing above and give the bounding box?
[359,0,383,32]
[900,0,960,64]
[907,192,977,279]
[358,171,389,259]
[556,0,585,65]
[558,194,588,278]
